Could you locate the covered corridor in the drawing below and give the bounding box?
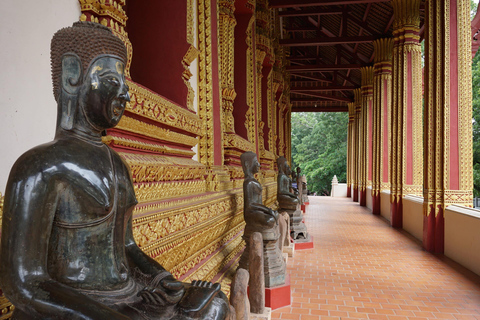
[272,197,480,320]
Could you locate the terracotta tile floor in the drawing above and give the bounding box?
[272,196,480,320]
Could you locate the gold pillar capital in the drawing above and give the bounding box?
[354,88,362,112]
[391,0,421,30]
[361,66,374,98]
[373,38,394,64]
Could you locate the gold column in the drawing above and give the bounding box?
[390,0,423,227]
[353,88,362,202]
[372,38,394,215]
[219,0,237,134]
[245,16,257,143]
[360,66,374,207]
[423,0,473,253]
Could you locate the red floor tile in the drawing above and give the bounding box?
[271,197,480,320]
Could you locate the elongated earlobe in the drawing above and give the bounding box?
[59,54,82,130]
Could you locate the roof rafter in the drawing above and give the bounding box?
[279,8,345,17]
[280,35,378,47]
[290,73,334,82]
[291,85,357,91]
[291,92,353,102]
[292,106,349,112]
[287,64,363,72]
[270,0,390,8]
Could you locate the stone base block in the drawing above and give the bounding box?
[291,219,308,241]
[250,307,271,320]
[265,275,291,310]
[282,242,294,258]
[295,235,314,250]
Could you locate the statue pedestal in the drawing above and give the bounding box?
[264,237,286,288]
[239,228,286,288]
[264,274,291,310]
[295,235,314,250]
[282,241,295,257]
[283,207,309,241]
[250,307,271,320]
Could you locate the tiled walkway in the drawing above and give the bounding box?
[271,196,480,320]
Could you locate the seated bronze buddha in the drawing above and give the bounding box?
[0,22,229,320]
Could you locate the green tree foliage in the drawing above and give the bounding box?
[291,112,348,195]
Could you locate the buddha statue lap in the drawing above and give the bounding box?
[238,152,285,288]
[0,22,229,320]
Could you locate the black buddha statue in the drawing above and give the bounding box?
[276,157,308,241]
[0,22,229,320]
[238,152,285,287]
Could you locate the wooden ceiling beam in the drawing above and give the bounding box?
[285,26,318,32]
[290,73,334,82]
[319,28,370,63]
[287,64,363,72]
[280,35,377,47]
[292,106,349,112]
[291,85,357,91]
[291,92,353,102]
[270,0,390,8]
[347,13,381,35]
[279,8,344,17]
[288,55,323,61]
[335,71,360,87]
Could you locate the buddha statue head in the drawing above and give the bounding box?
[276,156,289,175]
[241,151,260,177]
[51,21,129,134]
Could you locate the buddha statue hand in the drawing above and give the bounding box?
[178,280,221,317]
[138,278,185,306]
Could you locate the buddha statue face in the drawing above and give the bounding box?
[241,151,260,176]
[79,55,129,130]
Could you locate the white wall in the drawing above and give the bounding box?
[331,183,347,197]
[380,190,391,222]
[402,195,424,241]
[366,186,372,210]
[445,205,480,276]
[0,1,81,193]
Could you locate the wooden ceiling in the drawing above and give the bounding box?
[270,0,425,112]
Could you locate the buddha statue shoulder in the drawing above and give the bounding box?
[0,22,229,320]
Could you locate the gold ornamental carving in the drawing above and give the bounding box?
[423,0,473,217]
[198,0,220,166]
[126,81,203,137]
[372,38,393,196]
[132,195,242,248]
[219,0,237,135]
[103,136,196,157]
[120,153,206,184]
[78,0,132,77]
[391,0,422,203]
[134,180,207,203]
[115,115,199,148]
[246,16,257,143]
[223,133,256,153]
[183,45,201,112]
